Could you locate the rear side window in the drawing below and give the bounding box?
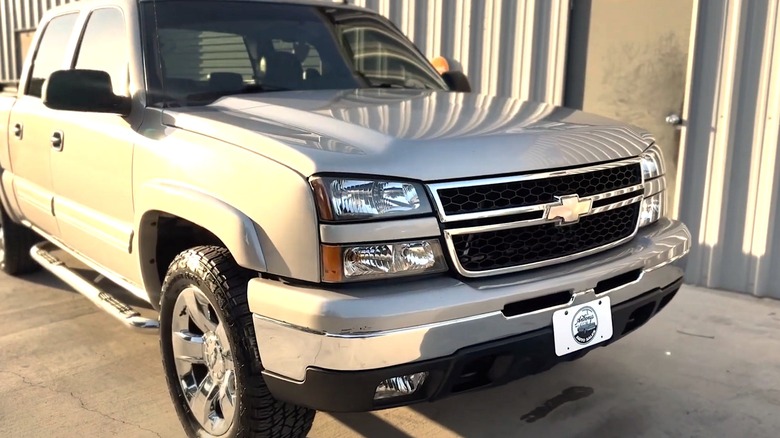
[75,8,129,96]
[26,13,78,98]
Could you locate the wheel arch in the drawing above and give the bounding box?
[135,181,266,306]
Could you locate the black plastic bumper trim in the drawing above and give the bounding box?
[262,277,684,412]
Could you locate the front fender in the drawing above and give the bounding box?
[135,180,266,289]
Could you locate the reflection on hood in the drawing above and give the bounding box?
[165,89,653,180]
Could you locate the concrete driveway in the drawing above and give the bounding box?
[1,271,778,438]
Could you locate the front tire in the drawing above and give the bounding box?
[159,246,315,438]
[0,204,40,275]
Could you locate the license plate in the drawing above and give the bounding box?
[552,297,613,357]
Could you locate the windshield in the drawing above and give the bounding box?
[141,1,448,106]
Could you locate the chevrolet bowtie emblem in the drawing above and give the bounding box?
[546,194,593,225]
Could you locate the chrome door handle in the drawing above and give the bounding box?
[51,131,64,151]
[13,123,22,139]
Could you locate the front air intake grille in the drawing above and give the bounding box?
[437,163,641,217]
[451,203,640,273]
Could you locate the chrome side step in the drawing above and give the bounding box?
[30,242,159,332]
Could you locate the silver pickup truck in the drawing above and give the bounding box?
[0,0,690,437]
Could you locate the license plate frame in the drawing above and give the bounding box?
[552,296,613,357]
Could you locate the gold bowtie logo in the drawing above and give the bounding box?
[546,194,593,225]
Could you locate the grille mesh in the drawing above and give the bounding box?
[438,163,641,217]
[451,204,640,273]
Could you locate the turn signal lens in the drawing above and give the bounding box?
[322,239,446,282]
[638,192,666,227]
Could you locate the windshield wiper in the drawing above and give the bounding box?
[354,70,426,90]
[185,84,291,104]
[366,82,414,89]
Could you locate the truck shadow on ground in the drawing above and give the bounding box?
[22,270,74,291]
[26,269,156,310]
[325,358,610,438]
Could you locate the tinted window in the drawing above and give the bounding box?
[26,13,78,97]
[342,24,444,89]
[142,1,446,106]
[75,8,129,96]
[158,29,254,81]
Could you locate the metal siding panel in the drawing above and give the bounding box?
[679,0,780,297]
[1,0,12,80]
[1,0,79,82]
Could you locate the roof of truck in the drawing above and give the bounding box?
[45,0,365,15]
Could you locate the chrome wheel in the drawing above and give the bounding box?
[171,286,236,436]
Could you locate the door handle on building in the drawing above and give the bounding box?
[665,114,683,126]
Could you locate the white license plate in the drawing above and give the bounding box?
[552,296,613,357]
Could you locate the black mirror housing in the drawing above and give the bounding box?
[441,71,472,93]
[43,69,131,115]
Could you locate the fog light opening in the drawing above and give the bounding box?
[374,372,429,400]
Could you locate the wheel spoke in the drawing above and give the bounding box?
[189,375,220,427]
[172,331,205,364]
[183,289,217,333]
[218,370,236,421]
[215,323,233,366]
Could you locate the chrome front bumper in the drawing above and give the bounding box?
[249,218,690,382]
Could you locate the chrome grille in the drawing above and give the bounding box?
[428,159,643,277]
[451,204,640,272]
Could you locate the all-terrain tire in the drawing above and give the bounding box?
[159,245,315,438]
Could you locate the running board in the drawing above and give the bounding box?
[30,243,159,332]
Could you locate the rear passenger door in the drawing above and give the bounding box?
[50,7,137,281]
[8,13,79,237]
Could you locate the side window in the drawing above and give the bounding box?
[75,8,129,96]
[343,25,442,88]
[26,13,78,98]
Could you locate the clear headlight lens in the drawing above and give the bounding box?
[640,144,666,180]
[638,144,667,228]
[639,190,667,228]
[311,177,431,221]
[322,239,447,282]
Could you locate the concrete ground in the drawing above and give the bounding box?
[1,271,779,438]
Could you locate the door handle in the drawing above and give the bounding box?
[51,131,64,151]
[12,123,22,139]
[665,113,683,126]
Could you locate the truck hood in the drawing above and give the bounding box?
[164,89,653,181]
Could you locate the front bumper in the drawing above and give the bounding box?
[249,218,689,382]
[263,277,682,412]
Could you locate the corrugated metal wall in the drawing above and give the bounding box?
[677,0,780,298]
[0,0,79,82]
[345,0,569,103]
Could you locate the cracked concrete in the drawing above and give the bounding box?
[2,271,780,437]
[1,370,162,438]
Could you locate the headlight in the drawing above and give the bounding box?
[639,144,667,227]
[321,239,447,282]
[640,144,666,179]
[311,177,432,221]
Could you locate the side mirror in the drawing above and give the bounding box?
[43,69,131,115]
[441,71,472,93]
